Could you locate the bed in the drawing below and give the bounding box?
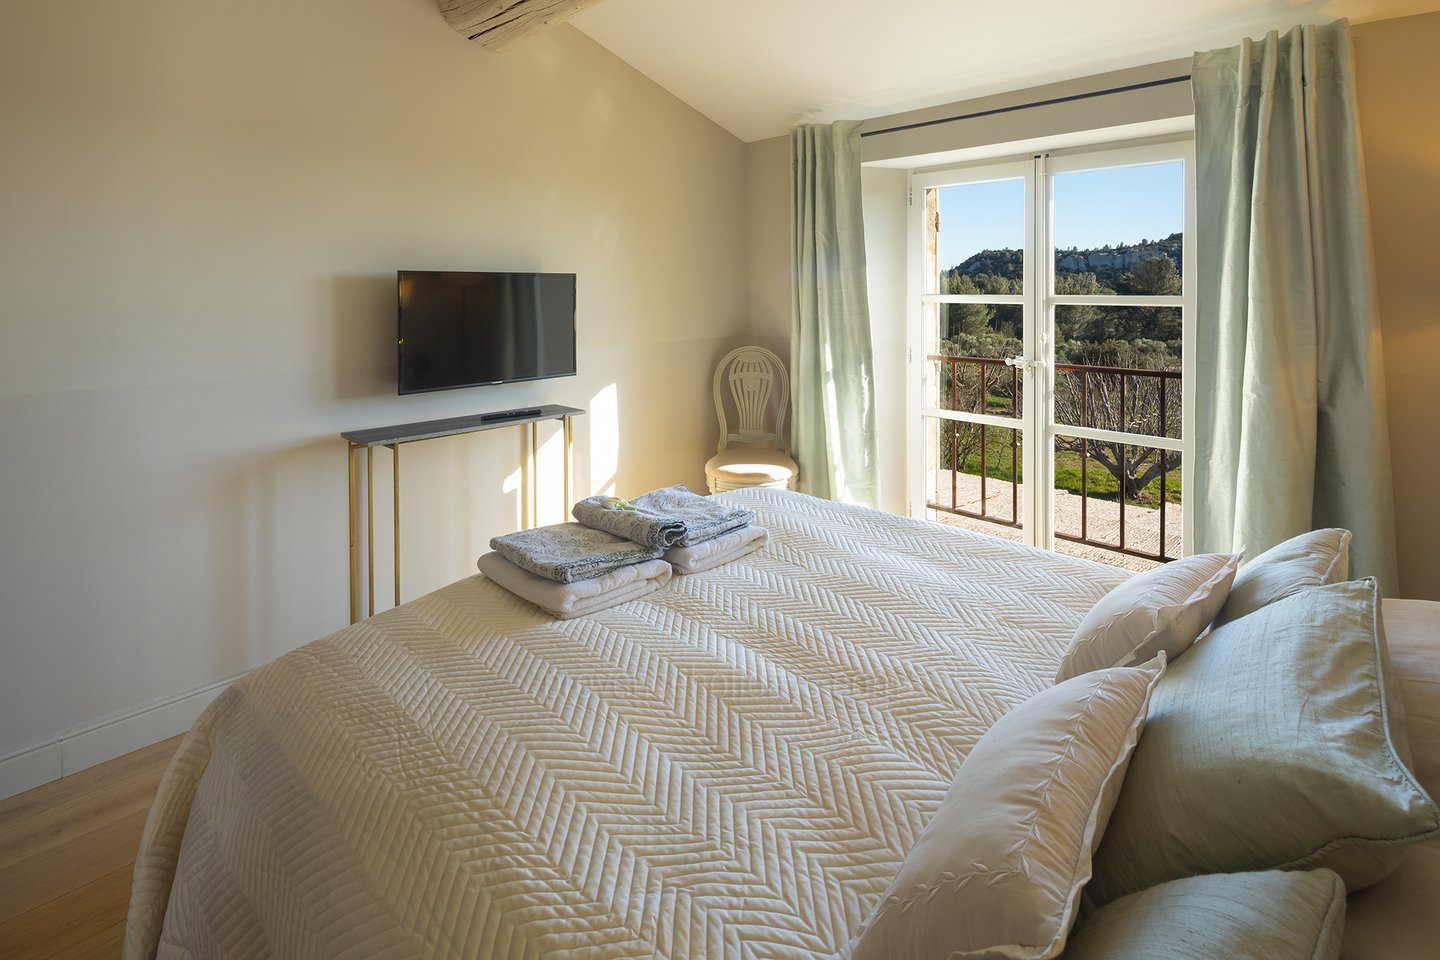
[122,489,1440,959]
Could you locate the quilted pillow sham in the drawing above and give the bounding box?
[1054,553,1237,683]
[1063,870,1346,960]
[1216,528,1351,625]
[1087,578,1440,907]
[850,656,1166,960]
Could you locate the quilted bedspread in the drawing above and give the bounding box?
[124,490,1125,959]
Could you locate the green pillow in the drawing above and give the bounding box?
[1087,578,1439,906]
[1217,528,1351,625]
[1064,870,1346,960]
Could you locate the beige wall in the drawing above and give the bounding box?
[746,135,790,362]
[1353,13,1440,600]
[0,0,748,761]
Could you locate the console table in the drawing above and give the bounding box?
[342,405,585,623]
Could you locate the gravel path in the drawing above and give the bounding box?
[926,469,1182,572]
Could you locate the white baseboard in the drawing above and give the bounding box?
[0,672,248,802]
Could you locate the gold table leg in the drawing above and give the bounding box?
[366,445,375,619]
[348,442,359,624]
[563,415,573,510]
[529,421,539,528]
[389,443,400,609]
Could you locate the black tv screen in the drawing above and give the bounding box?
[397,271,576,395]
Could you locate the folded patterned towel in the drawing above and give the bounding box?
[478,552,668,618]
[571,496,687,550]
[479,552,672,619]
[490,522,662,584]
[630,485,754,547]
[665,525,768,575]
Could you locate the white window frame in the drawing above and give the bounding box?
[905,136,1197,558]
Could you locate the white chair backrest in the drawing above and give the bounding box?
[713,346,790,454]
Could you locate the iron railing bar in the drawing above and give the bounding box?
[927,501,1022,528]
[1054,363,1181,379]
[980,423,988,519]
[1054,532,1166,563]
[1159,378,1168,560]
[1119,440,1127,552]
[1011,363,1019,525]
[951,419,958,515]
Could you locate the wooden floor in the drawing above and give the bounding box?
[0,736,182,960]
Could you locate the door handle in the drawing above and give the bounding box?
[1004,356,1047,371]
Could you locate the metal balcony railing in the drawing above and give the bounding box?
[927,354,1181,563]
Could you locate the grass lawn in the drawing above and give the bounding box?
[942,429,1181,506]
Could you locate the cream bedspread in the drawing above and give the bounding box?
[124,490,1125,959]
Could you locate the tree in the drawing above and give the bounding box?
[1121,255,1180,295]
[1054,272,1116,342]
[1053,339,1181,503]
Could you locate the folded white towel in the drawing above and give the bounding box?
[664,525,768,575]
[478,552,672,619]
[490,522,661,583]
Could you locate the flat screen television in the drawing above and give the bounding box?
[397,271,576,395]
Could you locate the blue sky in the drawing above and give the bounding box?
[937,161,1183,270]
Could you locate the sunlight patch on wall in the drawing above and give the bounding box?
[590,382,619,496]
[503,463,523,530]
[535,423,569,527]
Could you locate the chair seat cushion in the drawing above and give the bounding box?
[705,447,798,483]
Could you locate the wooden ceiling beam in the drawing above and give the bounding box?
[438,0,606,51]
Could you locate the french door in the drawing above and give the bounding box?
[905,141,1195,567]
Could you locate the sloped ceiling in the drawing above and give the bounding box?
[569,0,1440,142]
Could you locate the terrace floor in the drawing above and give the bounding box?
[927,469,1182,573]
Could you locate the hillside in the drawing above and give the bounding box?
[945,232,1182,290]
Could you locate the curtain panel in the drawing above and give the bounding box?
[790,120,880,507]
[1192,20,1397,591]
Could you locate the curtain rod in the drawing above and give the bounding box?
[859,75,1192,139]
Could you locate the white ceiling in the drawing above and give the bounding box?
[570,0,1440,142]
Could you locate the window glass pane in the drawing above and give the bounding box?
[1052,434,1181,569]
[926,416,1021,526]
[1053,161,1183,295]
[1053,305,1180,439]
[933,179,1025,293]
[926,301,1024,416]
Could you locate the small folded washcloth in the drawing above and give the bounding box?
[576,485,754,549]
[571,495,686,550]
[490,522,662,584]
[478,552,672,619]
[665,525,768,575]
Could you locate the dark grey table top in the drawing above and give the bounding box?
[342,404,585,447]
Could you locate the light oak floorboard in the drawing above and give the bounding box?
[0,735,182,959]
[49,920,127,960]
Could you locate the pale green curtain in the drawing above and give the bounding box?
[791,120,879,506]
[1193,20,1397,591]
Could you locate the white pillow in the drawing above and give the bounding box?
[850,656,1167,960]
[1054,553,1238,683]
